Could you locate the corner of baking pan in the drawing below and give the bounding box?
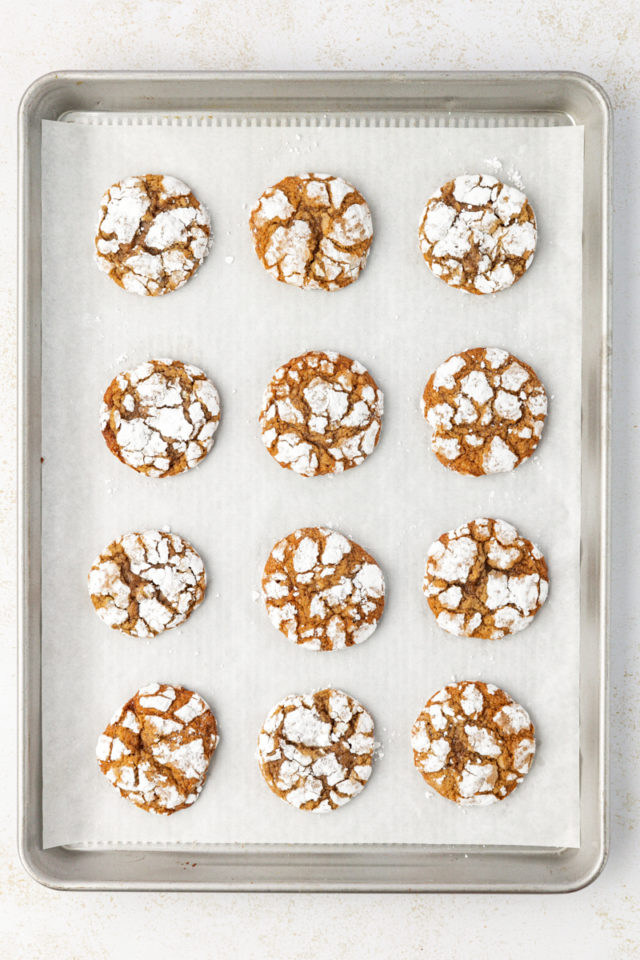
[556,70,613,123]
[18,70,78,126]
[15,834,60,892]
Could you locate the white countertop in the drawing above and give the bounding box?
[1,1,638,956]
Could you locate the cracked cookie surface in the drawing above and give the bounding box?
[262,527,385,651]
[88,530,206,638]
[95,174,211,296]
[100,359,221,478]
[257,688,375,811]
[422,347,547,475]
[424,518,548,639]
[411,681,535,805]
[418,174,537,294]
[96,683,219,814]
[249,173,373,290]
[259,350,384,477]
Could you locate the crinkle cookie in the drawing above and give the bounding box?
[257,688,375,812]
[259,350,384,477]
[100,359,221,478]
[424,518,548,639]
[88,530,206,638]
[95,174,211,295]
[96,683,219,815]
[262,526,385,651]
[422,347,547,475]
[418,174,537,294]
[249,173,373,290]
[411,681,535,805]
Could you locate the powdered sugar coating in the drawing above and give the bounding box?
[249,173,373,290]
[100,359,221,478]
[411,681,535,805]
[97,683,218,815]
[419,175,537,295]
[257,688,375,812]
[95,174,211,296]
[424,518,548,639]
[262,526,385,651]
[259,351,384,477]
[88,530,206,638]
[422,347,547,475]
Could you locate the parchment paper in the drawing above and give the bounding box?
[41,116,583,848]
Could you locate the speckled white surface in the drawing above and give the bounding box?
[2,0,639,957]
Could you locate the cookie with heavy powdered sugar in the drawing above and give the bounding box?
[262,526,385,650]
[418,174,537,294]
[96,683,219,814]
[423,518,548,639]
[88,529,206,638]
[249,173,373,290]
[100,359,221,478]
[94,174,211,295]
[411,681,535,805]
[259,350,384,477]
[257,688,375,812]
[422,347,547,475]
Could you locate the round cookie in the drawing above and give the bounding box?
[249,173,373,290]
[259,350,384,477]
[418,174,537,295]
[262,526,385,651]
[422,347,547,475]
[88,529,206,638]
[257,688,375,812]
[96,683,219,814]
[94,174,211,296]
[100,359,221,478]
[411,681,535,805]
[423,518,548,639]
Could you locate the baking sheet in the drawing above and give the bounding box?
[40,117,583,849]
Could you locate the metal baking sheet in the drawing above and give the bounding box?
[18,71,611,891]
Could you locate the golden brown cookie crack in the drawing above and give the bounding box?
[257,688,375,811]
[101,359,221,478]
[97,683,219,815]
[262,527,385,650]
[88,530,206,638]
[411,681,535,805]
[259,351,384,477]
[422,347,547,475]
[249,174,373,290]
[423,518,548,639]
[419,175,537,295]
